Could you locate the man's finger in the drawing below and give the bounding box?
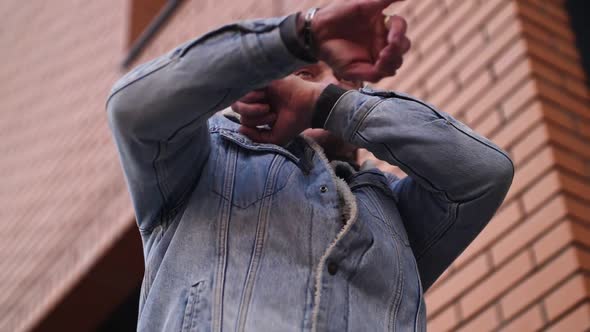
[375,43,403,74]
[239,89,267,103]
[400,36,411,54]
[239,126,275,144]
[387,15,407,43]
[240,112,277,128]
[231,101,270,117]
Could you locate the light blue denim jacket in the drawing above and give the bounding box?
[106,15,514,332]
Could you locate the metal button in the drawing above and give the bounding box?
[327,262,338,275]
[320,185,328,193]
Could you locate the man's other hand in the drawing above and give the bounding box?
[232,78,327,146]
[311,0,411,82]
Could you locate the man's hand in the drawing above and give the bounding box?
[231,78,327,145]
[310,0,411,82]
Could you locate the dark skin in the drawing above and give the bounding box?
[230,1,411,160]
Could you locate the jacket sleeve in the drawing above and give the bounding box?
[106,15,312,232]
[319,85,514,292]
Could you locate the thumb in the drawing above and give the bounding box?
[239,125,274,144]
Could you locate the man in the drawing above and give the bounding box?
[106,0,514,331]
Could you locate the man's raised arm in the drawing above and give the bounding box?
[106,0,405,233]
[106,15,314,232]
[318,84,514,291]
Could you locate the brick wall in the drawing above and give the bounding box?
[0,1,140,331]
[0,0,588,331]
[132,0,590,330]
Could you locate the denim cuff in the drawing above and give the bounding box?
[312,84,348,128]
[279,13,317,63]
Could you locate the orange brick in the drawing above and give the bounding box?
[564,77,590,102]
[451,0,509,46]
[426,304,459,332]
[453,200,522,267]
[412,0,440,24]
[464,59,532,124]
[576,247,590,270]
[499,304,545,332]
[501,80,538,118]
[485,0,518,37]
[509,123,549,166]
[394,40,453,92]
[428,78,458,108]
[491,194,567,265]
[409,1,446,45]
[565,197,590,225]
[560,173,590,202]
[425,254,491,314]
[491,39,527,78]
[579,121,590,140]
[443,70,493,116]
[499,246,579,318]
[458,18,522,84]
[537,82,589,122]
[571,222,590,247]
[520,18,580,62]
[459,251,533,318]
[418,1,474,54]
[531,0,570,23]
[424,31,486,93]
[504,145,554,201]
[532,221,574,264]
[522,170,561,213]
[473,109,502,137]
[546,123,590,158]
[478,86,543,147]
[517,1,575,43]
[545,302,590,332]
[542,102,577,130]
[456,305,500,332]
[544,273,590,320]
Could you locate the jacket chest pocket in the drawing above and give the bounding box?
[211,136,297,209]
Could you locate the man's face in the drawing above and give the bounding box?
[291,62,362,161]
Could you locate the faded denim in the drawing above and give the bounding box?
[106,16,514,332]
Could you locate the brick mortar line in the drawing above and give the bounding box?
[493,270,588,332]
[400,0,517,95]
[539,298,590,332]
[442,185,561,279]
[450,245,581,331]
[521,0,571,24]
[524,31,583,68]
[532,67,589,103]
[515,0,575,42]
[417,0,482,59]
[569,217,590,232]
[539,98,590,131]
[455,57,532,125]
[545,131,590,164]
[426,202,566,319]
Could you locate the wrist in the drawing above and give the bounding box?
[311,84,348,128]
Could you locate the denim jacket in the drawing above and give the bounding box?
[106,15,514,332]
